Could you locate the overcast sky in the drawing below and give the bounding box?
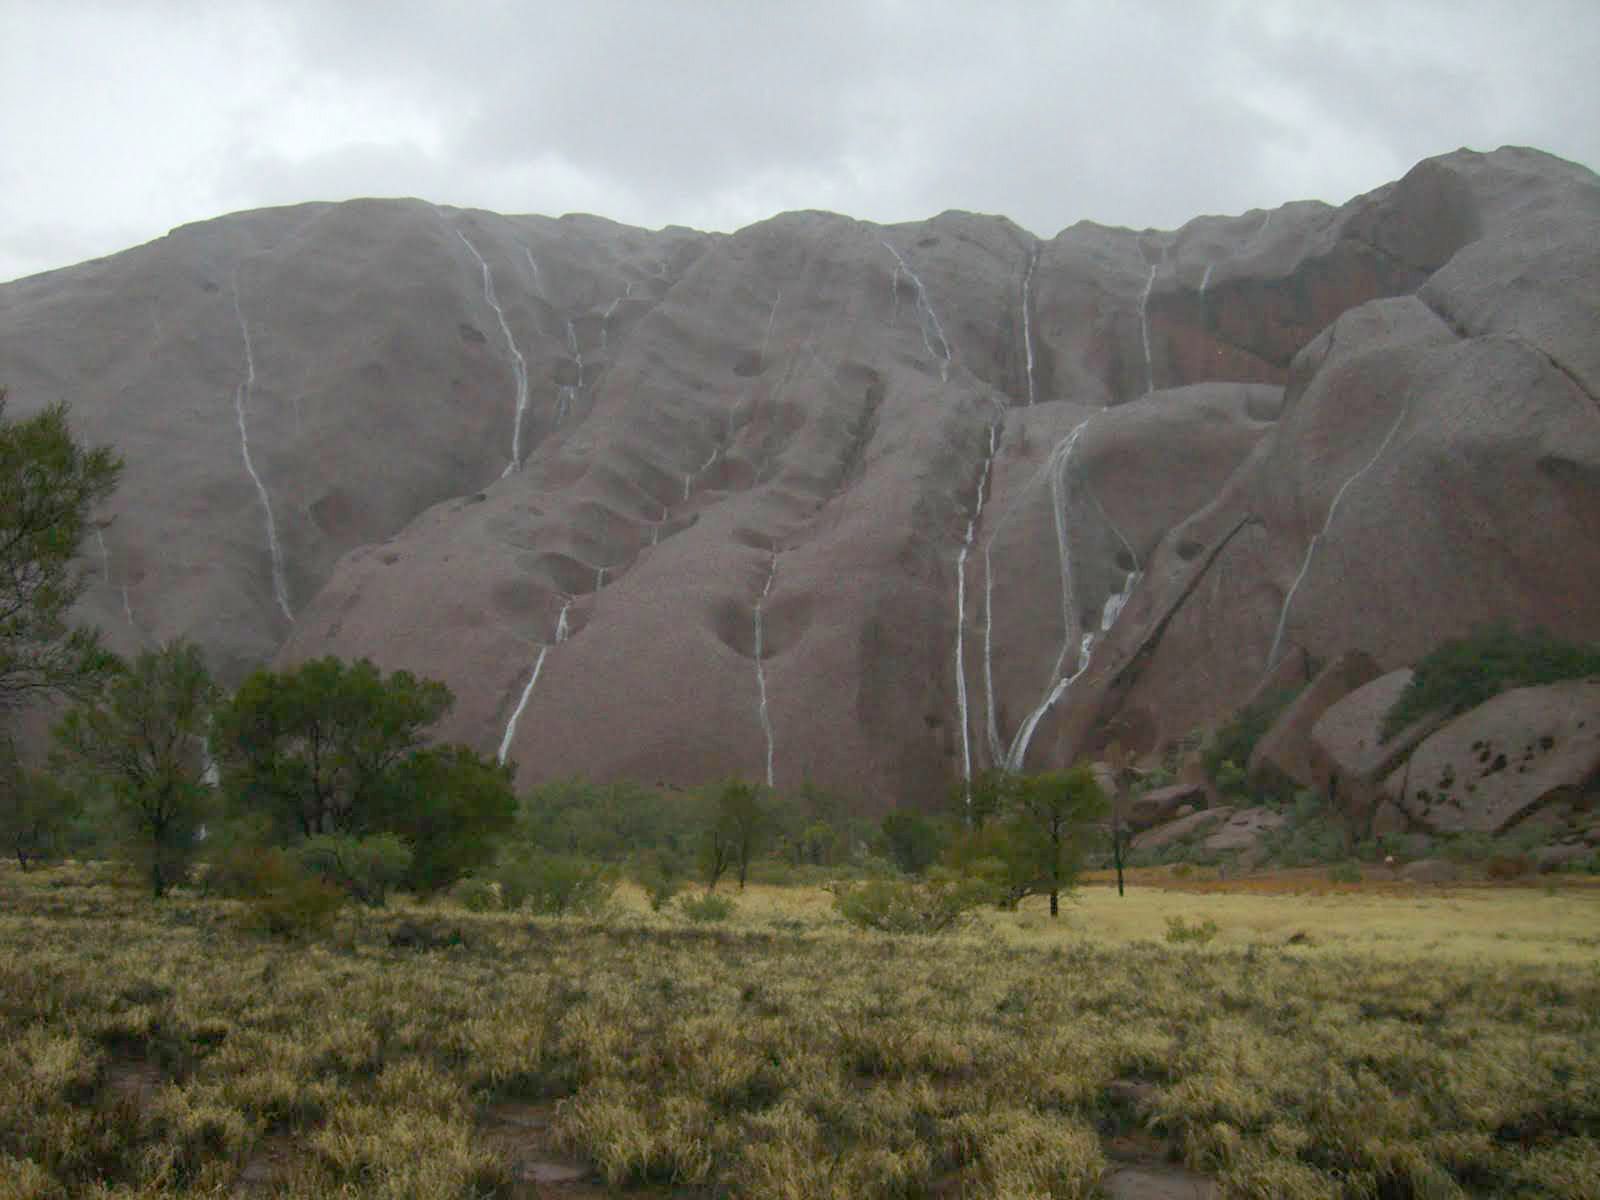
[3,0,1598,283]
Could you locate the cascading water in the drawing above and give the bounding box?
[683,444,719,502]
[1199,264,1214,295]
[954,423,1000,791]
[231,276,294,624]
[600,282,634,353]
[557,317,584,425]
[1266,405,1408,670]
[760,291,782,370]
[456,231,531,476]
[1021,250,1039,406]
[497,601,572,765]
[989,414,1144,773]
[881,241,952,381]
[522,247,544,296]
[1138,262,1158,396]
[753,554,779,787]
[94,529,135,628]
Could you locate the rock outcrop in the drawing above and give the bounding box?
[1248,649,1382,793]
[1385,680,1600,834]
[2,146,1597,810]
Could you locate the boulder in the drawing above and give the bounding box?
[1248,649,1383,792]
[1309,669,1449,829]
[1392,680,1600,834]
[1200,807,1288,855]
[1124,783,1208,832]
[1533,844,1592,874]
[1400,859,1460,884]
[1131,806,1234,852]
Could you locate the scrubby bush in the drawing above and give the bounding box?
[678,890,735,923]
[1327,862,1363,884]
[496,852,615,915]
[1383,624,1600,741]
[632,847,688,911]
[1164,915,1219,944]
[1201,686,1302,800]
[202,843,300,899]
[832,875,990,935]
[297,833,413,907]
[242,873,345,940]
[449,876,499,912]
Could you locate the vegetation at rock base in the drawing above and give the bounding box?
[1201,684,1302,802]
[1381,622,1600,740]
[51,640,218,897]
[2,864,1598,1198]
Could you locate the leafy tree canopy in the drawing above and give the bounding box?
[52,640,217,896]
[212,656,512,894]
[0,394,122,712]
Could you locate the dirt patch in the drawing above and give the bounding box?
[478,1102,601,1197]
[1103,1163,1219,1199]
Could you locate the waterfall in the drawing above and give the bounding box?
[881,241,952,381]
[995,415,1133,773]
[760,291,781,370]
[522,247,544,297]
[456,231,530,476]
[955,423,1000,790]
[600,282,634,353]
[753,554,778,787]
[1267,404,1408,670]
[1199,263,1214,295]
[231,276,293,623]
[1138,262,1158,396]
[497,601,572,765]
[1022,249,1039,406]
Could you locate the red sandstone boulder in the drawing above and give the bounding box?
[1124,783,1208,832]
[1389,680,1600,835]
[1248,649,1383,793]
[1132,806,1234,852]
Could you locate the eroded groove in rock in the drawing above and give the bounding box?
[881,239,952,381]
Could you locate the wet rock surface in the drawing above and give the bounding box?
[3,146,1597,806]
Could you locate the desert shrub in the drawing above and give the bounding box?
[243,873,345,939]
[450,876,499,912]
[631,847,688,911]
[1485,854,1531,880]
[1327,862,1363,884]
[678,890,735,923]
[1202,685,1302,799]
[1164,915,1219,944]
[831,875,990,935]
[1439,832,1496,864]
[297,833,413,907]
[201,843,299,899]
[876,809,948,876]
[1260,791,1349,867]
[1382,624,1600,741]
[496,852,615,915]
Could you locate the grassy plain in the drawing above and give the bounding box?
[2,863,1597,1198]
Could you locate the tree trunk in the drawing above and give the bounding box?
[1113,824,1126,897]
[1049,888,1059,917]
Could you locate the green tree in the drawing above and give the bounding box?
[696,778,767,891]
[213,657,512,894]
[0,394,122,711]
[51,641,217,897]
[213,657,450,838]
[878,808,948,876]
[1004,766,1108,917]
[0,736,83,868]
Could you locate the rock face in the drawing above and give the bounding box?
[1387,680,1600,834]
[1248,649,1383,792]
[2,146,1598,810]
[1124,783,1209,832]
[1131,806,1234,852]
[1309,669,1450,831]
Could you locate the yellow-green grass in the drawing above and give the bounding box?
[2,862,1597,1198]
